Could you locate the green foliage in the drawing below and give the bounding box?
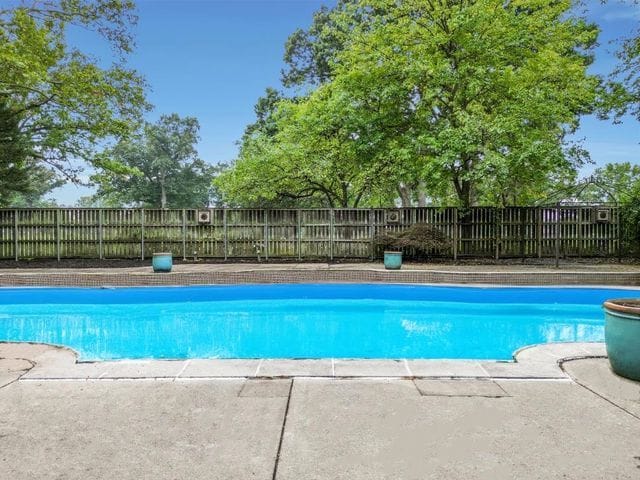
[90,114,221,208]
[0,99,61,205]
[0,0,148,197]
[588,162,640,255]
[585,162,640,203]
[598,0,640,124]
[241,87,285,141]
[220,0,601,209]
[216,87,400,208]
[281,1,354,88]
[332,0,599,207]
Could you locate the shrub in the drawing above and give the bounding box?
[374,223,451,258]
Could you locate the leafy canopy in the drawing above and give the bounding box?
[90,114,221,208]
[219,0,601,208]
[0,0,148,197]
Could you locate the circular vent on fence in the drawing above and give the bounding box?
[197,210,211,224]
[385,209,401,223]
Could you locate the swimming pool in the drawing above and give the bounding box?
[0,284,633,361]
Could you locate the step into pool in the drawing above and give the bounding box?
[0,284,635,361]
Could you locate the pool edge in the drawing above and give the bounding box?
[0,267,638,287]
[2,341,606,381]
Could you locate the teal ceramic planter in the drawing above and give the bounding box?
[152,252,173,273]
[383,251,402,270]
[604,299,640,381]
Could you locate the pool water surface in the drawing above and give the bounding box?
[0,284,633,361]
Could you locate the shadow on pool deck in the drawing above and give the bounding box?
[0,343,639,480]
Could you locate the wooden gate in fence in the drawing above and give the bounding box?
[0,206,621,261]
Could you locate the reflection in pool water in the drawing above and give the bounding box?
[0,284,631,361]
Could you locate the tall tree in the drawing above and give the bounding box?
[588,162,640,254]
[330,0,600,207]
[221,0,600,209]
[216,88,400,208]
[0,100,61,205]
[0,0,148,197]
[91,114,220,208]
[584,162,640,203]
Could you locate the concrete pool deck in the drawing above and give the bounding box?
[1,343,639,479]
[0,342,608,381]
[0,261,639,286]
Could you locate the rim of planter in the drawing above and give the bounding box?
[603,299,640,316]
[383,251,402,254]
[152,252,173,256]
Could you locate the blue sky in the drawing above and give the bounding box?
[54,0,640,205]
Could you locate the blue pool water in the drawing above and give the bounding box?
[0,284,634,361]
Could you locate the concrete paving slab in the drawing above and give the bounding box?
[480,360,567,378]
[30,346,77,367]
[563,358,640,418]
[0,358,32,373]
[407,360,488,377]
[414,378,508,397]
[0,380,285,480]
[278,378,640,480]
[98,360,186,378]
[333,359,409,377]
[180,359,260,377]
[0,358,32,387]
[239,378,292,398]
[0,373,17,388]
[0,342,59,359]
[259,359,332,377]
[577,343,608,357]
[515,343,607,363]
[22,361,112,380]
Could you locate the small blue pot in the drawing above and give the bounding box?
[152,252,173,273]
[384,251,402,270]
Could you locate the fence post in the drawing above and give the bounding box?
[520,207,526,261]
[555,204,560,268]
[140,208,145,261]
[182,209,187,260]
[13,209,18,261]
[98,209,104,260]
[616,206,622,262]
[296,209,302,260]
[223,208,228,261]
[264,209,269,261]
[329,209,334,261]
[537,207,542,258]
[495,207,501,260]
[452,208,458,261]
[56,209,61,261]
[369,209,374,260]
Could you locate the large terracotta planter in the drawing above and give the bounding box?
[604,299,640,381]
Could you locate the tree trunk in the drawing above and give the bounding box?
[417,181,427,207]
[397,183,412,207]
[160,173,167,209]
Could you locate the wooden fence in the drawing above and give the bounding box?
[0,206,622,261]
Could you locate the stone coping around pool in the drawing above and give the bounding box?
[0,263,639,287]
[0,341,607,382]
